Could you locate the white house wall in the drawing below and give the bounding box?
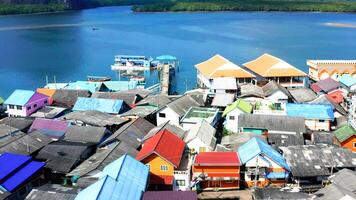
[187,138,212,153]
[157,107,181,126]
[266,91,289,103]
[225,108,244,133]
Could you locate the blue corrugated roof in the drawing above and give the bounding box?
[75,154,149,200]
[73,97,127,114]
[338,74,356,88]
[0,153,44,192]
[66,81,103,93]
[265,172,289,179]
[0,153,31,181]
[286,103,334,120]
[237,137,290,170]
[4,90,35,106]
[1,161,44,192]
[103,81,138,92]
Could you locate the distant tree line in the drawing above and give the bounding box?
[132,0,356,12]
[1,0,356,15]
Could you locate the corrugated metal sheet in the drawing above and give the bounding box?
[286,103,334,120]
[75,154,149,200]
[237,137,290,170]
[29,118,69,139]
[338,74,356,88]
[65,81,104,93]
[103,81,138,92]
[4,90,35,106]
[73,97,127,114]
[143,191,197,200]
[0,153,44,192]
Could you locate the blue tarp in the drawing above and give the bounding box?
[265,172,289,179]
[4,90,35,106]
[286,103,334,120]
[338,74,356,88]
[103,81,138,92]
[75,154,149,200]
[237,137,290,170]
[73,97,128,114]
[0,153,44,192]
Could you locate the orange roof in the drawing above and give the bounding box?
[36,88,56,97]
[195,54,255,78]
[243,53,307,77]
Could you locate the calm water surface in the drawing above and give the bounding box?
[0,6,356,97]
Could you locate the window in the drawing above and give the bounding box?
[250,175,260,181]
[160,165,168,171]
[229,116,235,120]
[27,106,31,110]
[176,180,186,186]
[319,119,325,122]
[146,164,150,169]
[9,105,14,109]
[199,147,206,152]
[33,104,37,108]
[16,105,22,110]
[44,100,48,104]
[159,113,166,118]
[354,142,356,148]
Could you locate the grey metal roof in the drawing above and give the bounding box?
[288,88,317,103]
[120,105,158,117]
[36,141,94,173]
[262,81,291,98]
[0,130,52,155]
[67,141,138,177]
[267,133,304,147]
[25,184,78,200]
[91,92,141,105]
[137,94,172,109]
[52,89,91,108]
[221,132,266,150]
[184,120,216,150]
[281,145,356,177]
[311,132,335,145]
[238,114,306,133]
[329,169,356,193]
[0,130,26,149]
[165,95,202,117]
[211,93,235,107]
[240,84,264,98]
[253,188,311,200]
[0,117,34,131]
[61,110,127,127]
[143,121,186,142]
[101,117,155,148]
[63,126,109,144]
[0,124,20,138]
[30,106,68,119]
[314,184,356,200]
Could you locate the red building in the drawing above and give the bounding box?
[192,152,241,190]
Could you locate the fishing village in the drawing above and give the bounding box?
[0,53,355,200]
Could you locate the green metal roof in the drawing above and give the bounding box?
[0,97,4,104]
[334,124,356,143]
[222,99,252,117]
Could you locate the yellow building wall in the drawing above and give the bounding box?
[143,154,174,177]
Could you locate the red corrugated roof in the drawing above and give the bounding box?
[327,90,344,104]
[136,129,185,167]
[194,152,241,165]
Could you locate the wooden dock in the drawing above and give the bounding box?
[161,64,170,95]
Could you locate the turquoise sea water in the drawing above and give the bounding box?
[0,6,355,97]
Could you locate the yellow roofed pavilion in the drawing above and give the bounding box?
[243,53,307,78]
[195,54,255,78]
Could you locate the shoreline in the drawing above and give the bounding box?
[1,4,356,17]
